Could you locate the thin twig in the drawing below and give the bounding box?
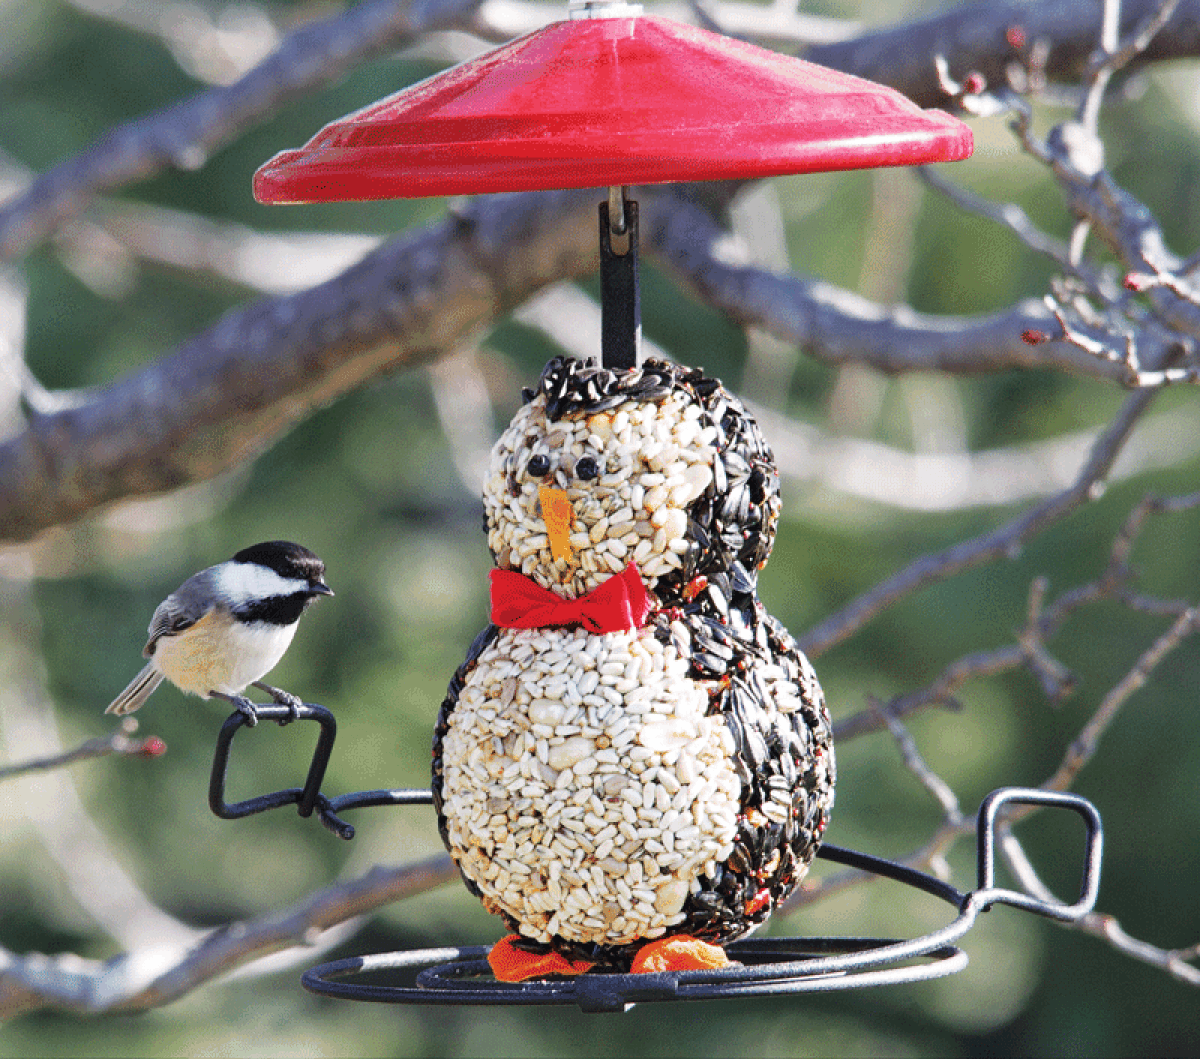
[999,830,1200,985]
[917,168,1083,278]
[1045,606,1200,794]
[871,699,964,855]
[1082,0,1183,127]
[0,724,163,782]
[1016,576,1078,703]
[801,388,1156,658]
[834,488,1200,741]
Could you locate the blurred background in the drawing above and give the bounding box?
[1,0,1198,1055]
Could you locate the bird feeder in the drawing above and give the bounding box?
[220,1,1104,1008]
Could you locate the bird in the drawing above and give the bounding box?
[105,540,332,726]
[433,356,835,981]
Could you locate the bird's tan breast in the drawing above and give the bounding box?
[152,610,296,697]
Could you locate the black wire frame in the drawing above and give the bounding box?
[206,708,1103,1011]
[297,790,1101,1011]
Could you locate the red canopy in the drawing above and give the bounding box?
[254,15,972,202]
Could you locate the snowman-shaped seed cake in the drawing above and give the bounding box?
[433,356,834,979]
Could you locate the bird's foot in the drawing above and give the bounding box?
[630,935,733,974]
[251,682,303,724]
[230,696,260,727]
[487,935,595,982]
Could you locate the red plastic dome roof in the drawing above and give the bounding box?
[254,14,973,203]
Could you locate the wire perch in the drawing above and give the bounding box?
[208,703,430,840]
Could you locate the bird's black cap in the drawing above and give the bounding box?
[232,540,330,591]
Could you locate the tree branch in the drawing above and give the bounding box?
[645,190,1178,384]
[0,0,486,261]
[805,0,1200,110]
[801,386,1156,659]
[0,854,457,1017]
[0,188,601,542]
[833,490,1200,740]
[0,724,163,783]
[13,179,1185,543]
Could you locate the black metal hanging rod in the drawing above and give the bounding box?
[599,185,640,370]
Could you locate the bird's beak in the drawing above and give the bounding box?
[310,582,334,597]
[538,486,575,563]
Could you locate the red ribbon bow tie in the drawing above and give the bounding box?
[490,561,653,634]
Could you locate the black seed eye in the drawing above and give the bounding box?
[527,453,551,477]
[575,456,600,481]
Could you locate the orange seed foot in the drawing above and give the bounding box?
[630,935,732,974]
[487,935,596,982]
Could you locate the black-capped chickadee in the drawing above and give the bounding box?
[105,540,332,726]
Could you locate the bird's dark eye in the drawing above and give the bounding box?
[575,456,600,481]
[527,453,551,477]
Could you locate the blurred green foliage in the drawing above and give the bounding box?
[2,1,1199,1056]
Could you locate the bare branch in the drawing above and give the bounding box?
[834,488,1200,740]
[1000,830,1200,986]
[1079,0,1183,131]
[0,854,457,1017]
[918,166,1082,275]
[805,0,1200,110]
[12,180,1189,543]
[0,188,601,543]
[645,190,1182,385]
[1044,605,1200,793]
[503,279,1200,513]
[800,387,1156,658]
[0,570,202,955]
[0,722,164,783]
[873,700,964,829]
[0,0,485,261]
[1070,916,1200,986]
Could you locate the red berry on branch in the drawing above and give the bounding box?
[964,72,986,95]
[1006,25,1027,49]
[139,736,167,758]
[1021,329,1049,345]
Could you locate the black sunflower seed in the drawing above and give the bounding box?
[586,393,626,414]
[729,561,757,595]
[705,583,729,618]
[691,891,725,914]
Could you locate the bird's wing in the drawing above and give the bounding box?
[143,571,215,657]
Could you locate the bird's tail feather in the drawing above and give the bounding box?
[105,663,164,716]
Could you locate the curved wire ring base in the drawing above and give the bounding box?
[300,789,1102,1012]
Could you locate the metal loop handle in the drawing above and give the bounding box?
[973,787,1103,922]
[208,706,437,840]
[209,703,347,833]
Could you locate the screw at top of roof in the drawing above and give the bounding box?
[568,0,644,18]
[254,13,973,204]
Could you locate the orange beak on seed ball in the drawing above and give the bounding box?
[538,486,576,563]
